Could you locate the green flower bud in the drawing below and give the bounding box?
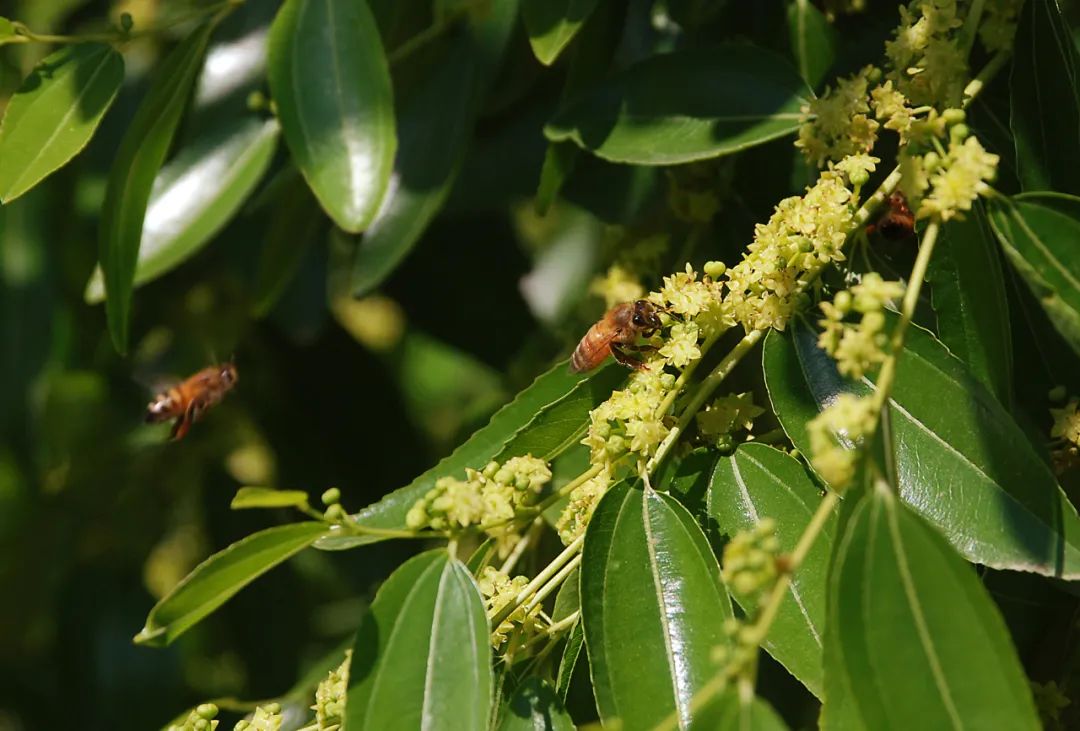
[482,461,500,479]
[833,290,852,314]
[923,151,942,172]
[197,705,219,720]
[949,123,970,142]
[1049,385,1067,402]
[120,12,134,32]
[704,260,727,278]
[324,504,347,522]
[321,487,341,506]
[942,108,966,125]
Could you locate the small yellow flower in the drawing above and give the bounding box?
[797,66,881,167]
[659,321,701,368]
[556,466,613,545]
[807,394,877,491]
[590,264,645,309]
[1051,399,1080,446]
[312,652,349,730]
[477,567,540,645]
[920,135,999,221]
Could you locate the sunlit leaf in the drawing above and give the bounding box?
[498,678,575,731]
[230,487,310,510]
[521,0,599,66]
[0,43,123,203]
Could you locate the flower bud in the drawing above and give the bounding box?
[197,705,219,720]
[704,260,727,279]
[321,487,341,506]
[942,108,966,125]
[949,123,970,142]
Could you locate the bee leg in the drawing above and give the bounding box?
[611,344,647,370]
[170,401,203,441]
[623,343,658,353]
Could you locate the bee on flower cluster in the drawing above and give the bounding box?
[571,299,664,373]
[145,362,238,440]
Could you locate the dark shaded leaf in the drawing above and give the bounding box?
[786,0,835,90]
[498,678,575,731]
[521,0,600,66]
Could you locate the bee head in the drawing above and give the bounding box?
[631,300,662,332]
[220,363,238,387]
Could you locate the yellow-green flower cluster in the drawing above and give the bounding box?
[797,66,880,167]
[818,273,905,379]
[696,392,764,449]
[556,465,613,545]
[590,263,645,309]
[477,566,541,646]
[312,652,349,730]
[666,159,733,223]
[722,518,781,599]
[711,618,760,682]
[871,80,915,139]
[723,169,856,332]
[234,704,282,731]
[808,394,878,491]
[168,705,220,731]
[652,263,732,338]
[1051,399,1080,446]
[979,0,1024,53]
[884,0,967,108]
[582,364,676,465]
[405,456,552,539]
[919,134,999,221]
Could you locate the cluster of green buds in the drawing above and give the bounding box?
[711,618,762,683]
[818,273,906,379]
[556,465,613,545]
[312,652,350,730]
[722,518,783,600]
[405,456,551,552]
[884,0,968,108]
[695,392,765,452]
[167,704,220,731]
[234,704,282,731]
[807,393,878,491]
[477,566,541,647]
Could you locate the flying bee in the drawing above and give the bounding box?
[145,362,238,440]
[867,191,915,240]
[571,299,663,373]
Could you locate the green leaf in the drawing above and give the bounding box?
[350,1,518,296]
[692,695,789,731]
[824,487,1040,729]
[100,23,214,354]
[552,566,580,622]
[0,18,14,40]
[1010,0,1080,194]
[581,481,734,729]
[988,192,1080,358]
[320,360,625,546]
[556,619,584,703]
[545,46,811,165]
[709,443,832,698]
[135,522,329,647]
[85,117,279,304]
[347,550,491,730]
[521,0,600,66]
[763,318,1080,577]
[498,678,575,731]
[786,0,836,90]
[251,171,326,316]
[0,43,123,203]
[230,487,310,510]
[928,203,1013,404]
[267,0,396,233]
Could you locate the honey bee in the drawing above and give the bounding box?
[867,191,915,240]
[571,300,663,373]
[145,362,238,440]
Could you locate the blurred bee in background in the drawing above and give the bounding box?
[145,362,238,440]
[572,299,663,373]
[866,191,915,240]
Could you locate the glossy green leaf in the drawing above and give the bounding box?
[691,694,789,731]
[545,46,811,165]
[786,0,835,90]
[709,443,832,698]
[347,550,490,730]
[318,359,624,547]
[267,0,396,233]
[824,486,1039,729]
[498,678,575,731]
[135,522,329,647]
[988,193,1080,358]
[928,204,1012,404]
[763,318,1080,577]
[581,481,733,729]
[0,43,123,203]
[521,0,599,66]
[350,1,518,296]
[230,487,310,510]
[100,23,214,354]
[251,172,325,317]
[1010,0,1080,194]
[552,567,580,622]
[556,619,584,703]
[85,117,279,303]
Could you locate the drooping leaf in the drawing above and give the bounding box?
[581,481,733,729]
[1010,0,1080,195]
[346,550,491,731]
[545,46,811,165]
[350,0,518,295]
[928,203,1013,404]
[314,360,624,549]
[0,43,124,203]
[267,0,396,232]
[100,23,214,354]
[786,0,836,90]
[823,486,1039,729]
[498,678,575,731]
[709,443,832,698]
[521,0,600,66]
[988,192,1080,359]
[556,619,584,703]
[763,318,1080,577]
[85,117,279,303]
[230,487,310,510]
[135,522,329,647]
